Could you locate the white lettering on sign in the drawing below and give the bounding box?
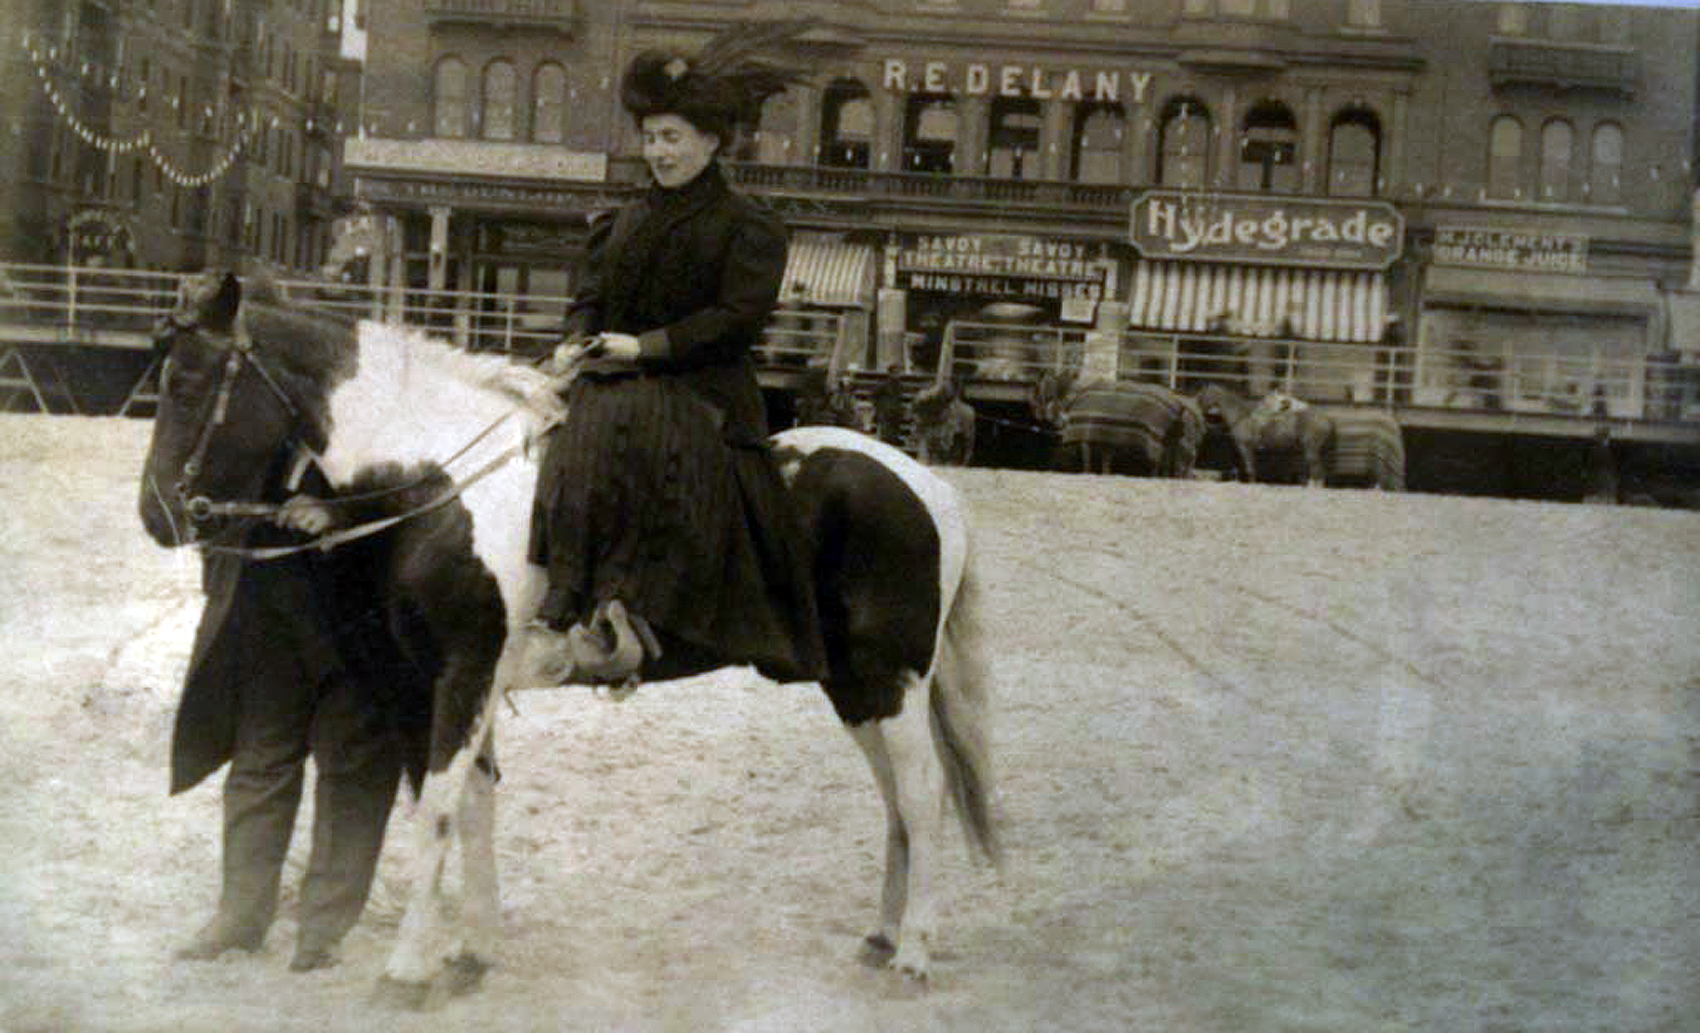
[1131,191,1403,269]
[1433,226,1588,274]
[880,59,1155,104]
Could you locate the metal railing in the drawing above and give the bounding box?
[934,317,1700,425]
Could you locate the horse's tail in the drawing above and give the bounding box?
[931,538,1003,868]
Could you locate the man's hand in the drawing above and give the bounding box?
[590,332,642,360]
[275,494,336,535]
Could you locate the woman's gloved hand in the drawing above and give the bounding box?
[274,494,336,535]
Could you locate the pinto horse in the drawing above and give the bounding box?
[1195,384,1335,487]
[138,272,1000,1004]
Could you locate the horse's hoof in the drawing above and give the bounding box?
[371,974,433,1011]
[444,952,491,997]
[857,933,896,969]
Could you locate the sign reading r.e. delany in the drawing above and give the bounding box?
[1130,190,1404,270]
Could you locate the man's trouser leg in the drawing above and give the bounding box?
[215,661,316,940]
[294,671,401,959]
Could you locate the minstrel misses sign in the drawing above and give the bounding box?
[1130,190,1404,269]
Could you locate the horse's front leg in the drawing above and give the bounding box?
[1232,430,1258,483]
[376,662,504,1009]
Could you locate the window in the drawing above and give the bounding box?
[903,95,957,174]
[754,90,801,163]
[1539,118,1573,202]
[1090,0,1127,11]
[1589,123,1623,205]
[1158,97,1211,188]
[533,63,566,143]
[434,57,469,138]
[1346,0,1380,28]
[1488,115,1522,199]
[1184,0,1286,16]
[1496,3,1527,35]
[1327,108,1380,196]
[821,79,873,168]
[481,60,516,141]
[1071,103,1125,184]
[988,97,1042,180]
[1238,101,1298,192]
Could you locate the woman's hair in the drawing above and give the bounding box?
[620,20,816,143]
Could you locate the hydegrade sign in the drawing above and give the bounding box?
[1130,190,1404,269]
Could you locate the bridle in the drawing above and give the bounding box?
[155,308,307,531]
[153,304,575,560]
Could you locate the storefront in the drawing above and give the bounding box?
[1122,189,1404,400]
[1415,226,1666,420]
[880,230,1118,375]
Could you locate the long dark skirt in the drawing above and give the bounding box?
[529,373,825,683]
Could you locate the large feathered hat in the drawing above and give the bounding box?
[620,19,817,143]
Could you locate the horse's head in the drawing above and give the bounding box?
[1195,384,1244,425]
[138,271,317,547]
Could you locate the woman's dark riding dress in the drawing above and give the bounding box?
[528,162,826,683]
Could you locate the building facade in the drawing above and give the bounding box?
[342,0,1700,459]
[2,0,359,274]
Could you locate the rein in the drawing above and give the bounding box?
[188,339,579,561]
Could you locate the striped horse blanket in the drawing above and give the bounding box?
[1325,408,1405,489]
[1060,381,1205,477]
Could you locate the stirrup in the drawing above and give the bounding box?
[567,600,660,686]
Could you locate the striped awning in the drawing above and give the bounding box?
[1128,261,1390,343]
[782,239,876,308]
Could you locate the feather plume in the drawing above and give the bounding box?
[690,17,821,78]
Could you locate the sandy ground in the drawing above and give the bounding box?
[0,412,1696,1033]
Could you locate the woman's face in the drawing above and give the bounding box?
[641,114,719,189]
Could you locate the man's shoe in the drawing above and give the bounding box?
[175,916,265,961]
[289,941,339,972]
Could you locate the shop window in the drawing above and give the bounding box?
[482,60,517,141]
[1158,97,1211,188]
[1488,115,1522,199]
[1184,0,1288,16]
[1327,108,1380,197]
[821,79,873,168]
[434,57,469,138]
[988,97,1042,180]
[1589,122,1622,205]
[903,95,958,174]
[1071,102,1125,184]
[533,63,566,143]
[1539,118,1573,202]
[1238,101,1298,193]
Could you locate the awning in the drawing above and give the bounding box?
[782,238,875,307]
[1127,260,1389,343]
[1423,266,1661,317]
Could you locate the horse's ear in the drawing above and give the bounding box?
[199,272,243,332]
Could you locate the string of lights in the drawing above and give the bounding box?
[22,32,279,190]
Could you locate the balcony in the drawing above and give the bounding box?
[1489,39,1638,97]
[423,0,579,34]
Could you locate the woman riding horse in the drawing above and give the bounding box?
[523,30,826,686]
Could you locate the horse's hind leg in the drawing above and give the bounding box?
[849,671,943,983]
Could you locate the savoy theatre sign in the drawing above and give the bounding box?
[1130,190,1404,270]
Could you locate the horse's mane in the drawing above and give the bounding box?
[357,322,565,422]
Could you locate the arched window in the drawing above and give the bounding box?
[754,89,801,164]
[434,57,468,138]
[820,79,873,168]
[1158,97,1211,188]
[988,97,1042,180]
[1539,118,1573,202]
[1071,103,1125,184]
[1589,122,1623,205]
[903,95,957,174]
[481,59,517,141]
[533,63,566,143]
[1327,108,1381,197]
[1239,100,1298,192]
[1488,115,1522,199]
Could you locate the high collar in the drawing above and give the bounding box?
[645,160,727,211]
